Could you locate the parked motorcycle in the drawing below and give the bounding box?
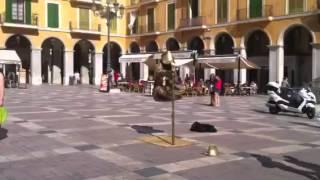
[265,82,317,119]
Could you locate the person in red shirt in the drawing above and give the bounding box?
[114,71,119,87]
[214,76,222,107]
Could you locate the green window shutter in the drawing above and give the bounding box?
[191,0,199,18]
[289,0,304,14]
[167,3,175,30]
[5,0,12,22]
[218,0,228,23]
[147,8,154,32]
[25,0,31,24]
[79,8,89,30]
[47,3,59,28]
[250,0,262,18]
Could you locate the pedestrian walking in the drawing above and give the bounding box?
[0,71,4,129]
[214,76,222,107]
[209,74,216,106]
[281,77,290,88]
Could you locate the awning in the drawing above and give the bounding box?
[198,55,259,69]
[174,58,193,66]
[0,50,21,65]
[119,54,153,63]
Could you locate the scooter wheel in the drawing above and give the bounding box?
[306,108,316,119]
[269,107,280,114]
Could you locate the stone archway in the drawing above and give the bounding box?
[129,42,140,81]
[103,42,122,74]
[74,40,95,85]
[41,38,65,84]
[284,26,313,87]
[130,42,140,53]
[5,34,31,84]
[146,40,159,52]
[245,30,270,91]
[166,38,180,51]
[188,36,205,81]
[215,33,235,83]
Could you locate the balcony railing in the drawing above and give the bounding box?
[69,21,101,34]
[237,5,273,21]
[0,13,38,28]
[130,0,139,6]
[138,23,160,34]
[179,16,207,28]
[72,0,102,4]
[287,4,319,16]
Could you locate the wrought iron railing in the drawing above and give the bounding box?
[0,12,38,26]
[237,5,273,21]
[69,21,101,32]
[179,16,207,28]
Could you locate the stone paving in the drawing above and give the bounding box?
[1,85,320,180]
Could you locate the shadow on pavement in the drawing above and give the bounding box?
[252,109,302,118]
[0,128,8,140]
[290,122,320,129]
[251,153,319,180]
[131,125,164,134]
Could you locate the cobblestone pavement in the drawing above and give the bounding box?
[1,85,320,180]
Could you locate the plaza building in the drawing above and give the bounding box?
[1,0,320,90]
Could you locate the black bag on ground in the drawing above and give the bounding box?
[190,122,217,133]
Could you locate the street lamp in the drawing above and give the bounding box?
[92,0,124,92]
[88,49,93,84]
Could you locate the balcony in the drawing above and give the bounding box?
[179,16,207,28]
[237,5,273,21]
[0,13,38,29]
[138,23,160,34]
[71,0,101,4]
[69,21,101,35]
[129,0,158,6]
[130,0,139,6]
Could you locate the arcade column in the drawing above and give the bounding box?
[31,48,42,85]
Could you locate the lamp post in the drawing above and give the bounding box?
[92,0,124,92]
[49,47,53,84]
[88,49,92,84]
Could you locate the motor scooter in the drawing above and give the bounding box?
[266,82,317,119]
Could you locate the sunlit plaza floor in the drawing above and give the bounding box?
[0,85,320,180]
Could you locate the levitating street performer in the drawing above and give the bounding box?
[153,51,184,101]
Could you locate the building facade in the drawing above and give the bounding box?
[1,0,320,90]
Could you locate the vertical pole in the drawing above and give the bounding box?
[107,3,111,92]
[172,65,175,145]
[237,56,241,95]
[51,46,54,85]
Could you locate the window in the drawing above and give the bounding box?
[79,8,89,30]
[12,0,24,22]
[167,3,175,30]
[6,0,31,24]
[47,3,59,28]
[110,13,117,33]
[288,0,304,14]
[217,0,228,23]
[147,8,154,32]
[189,0,199,18]
[249,0,262,18]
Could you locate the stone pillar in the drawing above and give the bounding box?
[205,68,216,80]
[94,52,103,85]
[63,50,74,86]
[312,43,320,81]
[120,62,127,80]
[31,48,42,85]
[140,63,148,81]
[233,48,247,84]
[269,45,284,83]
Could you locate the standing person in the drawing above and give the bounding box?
[209,74,216,106]
[214,76,222,107]
[114,70,119,87]
[281,77,290,88]
[0,70,4,129]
